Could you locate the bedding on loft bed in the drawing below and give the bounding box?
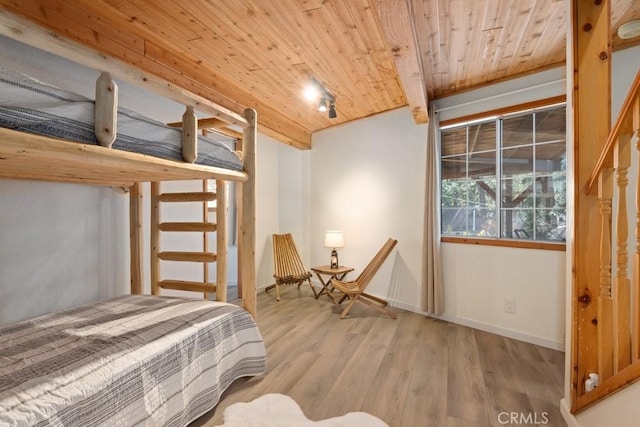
[0,295,267,426]
[0,66,243,172]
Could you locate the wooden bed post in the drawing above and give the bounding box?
[151,182,161,295]
[129,182,143,294]
[216,179,228,302]
[241,109,257,318]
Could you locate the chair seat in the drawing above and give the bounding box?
[268,233,313,301]
[331,279,361,294]
[330,238,398,319]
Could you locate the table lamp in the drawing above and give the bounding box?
[324,230,344,268]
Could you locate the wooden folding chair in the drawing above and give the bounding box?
[266,233,313,301]
[330,238,398,319]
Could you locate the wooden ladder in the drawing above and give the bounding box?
[150,179,227,301]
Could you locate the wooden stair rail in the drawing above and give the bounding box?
[575,69,640,410]
[586,69,640,194]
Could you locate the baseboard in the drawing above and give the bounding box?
[560,398,580,427]
[388,298,565,351]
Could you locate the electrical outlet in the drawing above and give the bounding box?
[504,297,516,314]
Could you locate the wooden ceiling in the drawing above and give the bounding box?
[0,0,639,149]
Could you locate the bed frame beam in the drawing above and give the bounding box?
[240,109,257,318]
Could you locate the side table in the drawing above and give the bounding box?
[311,265,353,304]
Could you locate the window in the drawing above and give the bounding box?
[440,104,566,243]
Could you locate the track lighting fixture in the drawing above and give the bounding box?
[328,102,336,119]
[318,98,328,112]
[303,77,337,119]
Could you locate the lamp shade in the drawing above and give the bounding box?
[324,230,344,248]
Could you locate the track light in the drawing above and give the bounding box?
[304,77,337,119]
[318,98,328,112]
[328,103,336,119]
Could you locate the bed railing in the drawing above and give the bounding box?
[575,69,640,410]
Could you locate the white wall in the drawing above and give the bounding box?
[255,133,284,290]
[310,108,428,309]
[277,143,311,262]
[0,180,128,323]
[441,244,565,348]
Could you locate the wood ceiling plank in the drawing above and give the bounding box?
[510,1,563,75]
[345,0,408,107]
[263,0,382,119]
[193,0,379,129]
[331,0,406,108]
[102,0,200,43]
[371,0,428,123]
[190,2,314,115]
[414,0,442,99]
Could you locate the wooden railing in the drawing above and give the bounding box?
[578,69,640,409]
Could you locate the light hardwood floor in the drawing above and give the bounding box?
[192,285,566,427]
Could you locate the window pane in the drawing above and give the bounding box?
[502,146,533,177]
[502,176,534,208]
[469,150,496,179]
[501,209,534,239]
[442,207,497,237]
[469,179,496,208]
[441,128,467,156]
[503,114,533,147]
[535,141,565,175]
[536,107,566,143]
[442,207,468,235]
[468,121,496,153]
[442,179,468,207]
[535,208,567,241]
[535,176,566,209]
[442,155,467,180]
[468,208,497,237]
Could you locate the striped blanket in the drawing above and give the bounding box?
[0,295,267,426]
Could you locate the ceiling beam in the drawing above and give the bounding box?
[371,0,429,124]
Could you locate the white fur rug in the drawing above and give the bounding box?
[219,393,389,427]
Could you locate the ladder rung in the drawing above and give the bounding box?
[158,251,217,262]
[159,192,216,202]
[159,280,216,293]
[159,222,217,232]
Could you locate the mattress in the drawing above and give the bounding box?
[0,295,267,426]
[0,66,243,172]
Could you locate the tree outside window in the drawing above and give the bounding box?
[440,104,566,242]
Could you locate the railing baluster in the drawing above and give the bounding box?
[614,135,631,371]
[598,168,614,380]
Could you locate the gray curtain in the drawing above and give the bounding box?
[422,106,444,315]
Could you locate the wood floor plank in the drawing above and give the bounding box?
[399,319,449,427]
[191,290,567,427]
[446,325,492,425]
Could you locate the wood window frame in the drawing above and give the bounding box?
[439,95,567,251]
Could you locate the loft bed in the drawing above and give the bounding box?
[0,8,262,427]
